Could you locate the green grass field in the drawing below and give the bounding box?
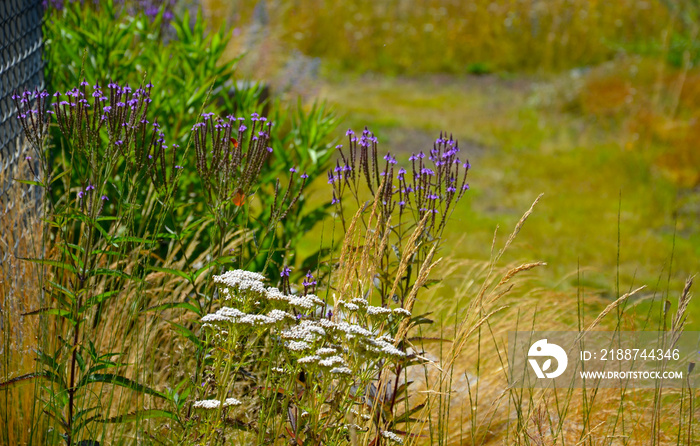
[296,71,700,329]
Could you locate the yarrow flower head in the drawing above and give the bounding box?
[197,268,425,441]
[193,397,241,410]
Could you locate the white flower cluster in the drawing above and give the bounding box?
[366,337,406,357]
[213,270,267,298]
[333,321,374,338]
[202,307,293,326]
[288,294,324,309]
[281,320,327,342]
[350,297,369,307]
[279,316,406,358]
[298,355,321,364]
[193,397,241,410]
[341,297,412,320]
[287,340,310,351]
[265,287,324,309]
[204,270,413,388]
[315,347,337,356]
[340,301,360,311]
[318,355,347,367]
[393,307,412,317]
[366,305,392,316]
[381,430,404,444]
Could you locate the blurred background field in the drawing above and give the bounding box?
[200,0,700,327]
[2,1,699,444]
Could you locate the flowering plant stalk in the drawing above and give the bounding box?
[192,112,306,268]
[174,264,425,445]
[4,82,184,445]
[329,128,471,307]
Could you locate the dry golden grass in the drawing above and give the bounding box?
[391,198,700,445]
[0,160,46,445]
[401,262,697,445]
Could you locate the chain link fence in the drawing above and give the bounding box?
[1,0,44,213]
[0,0,44,265]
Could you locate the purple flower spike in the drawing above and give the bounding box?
[346,129,354,136]
[289,167,297,173]
[302,271,317,287]
[462,183,470,190]
[86,184,95,191]
[25,156,32,161]
[267,147,273,153]
[281,266,292,278]
[101,195,109,201]
[115,140,123,146]
[175,165,183,169]
[300,173,309,179]
[239,125,247,132]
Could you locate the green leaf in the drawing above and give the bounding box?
[50,169,72,185]
[0,370,63,389]
[142,301,201,316]
[48,280,76,302]
[147,266,192,283]
[162,319,202,348]
[112,236,155,245]
[14,179,44,187]
[77,374,166,399]
[22,307,73,321]
[392,403,425,425]
[410,312,434,327]
[36,350,60,373]
[80,290,122,313]
[406,336,451,343]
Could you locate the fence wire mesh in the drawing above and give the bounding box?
[0,0,44,258]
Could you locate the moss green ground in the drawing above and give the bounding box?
[297,72,700,329]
